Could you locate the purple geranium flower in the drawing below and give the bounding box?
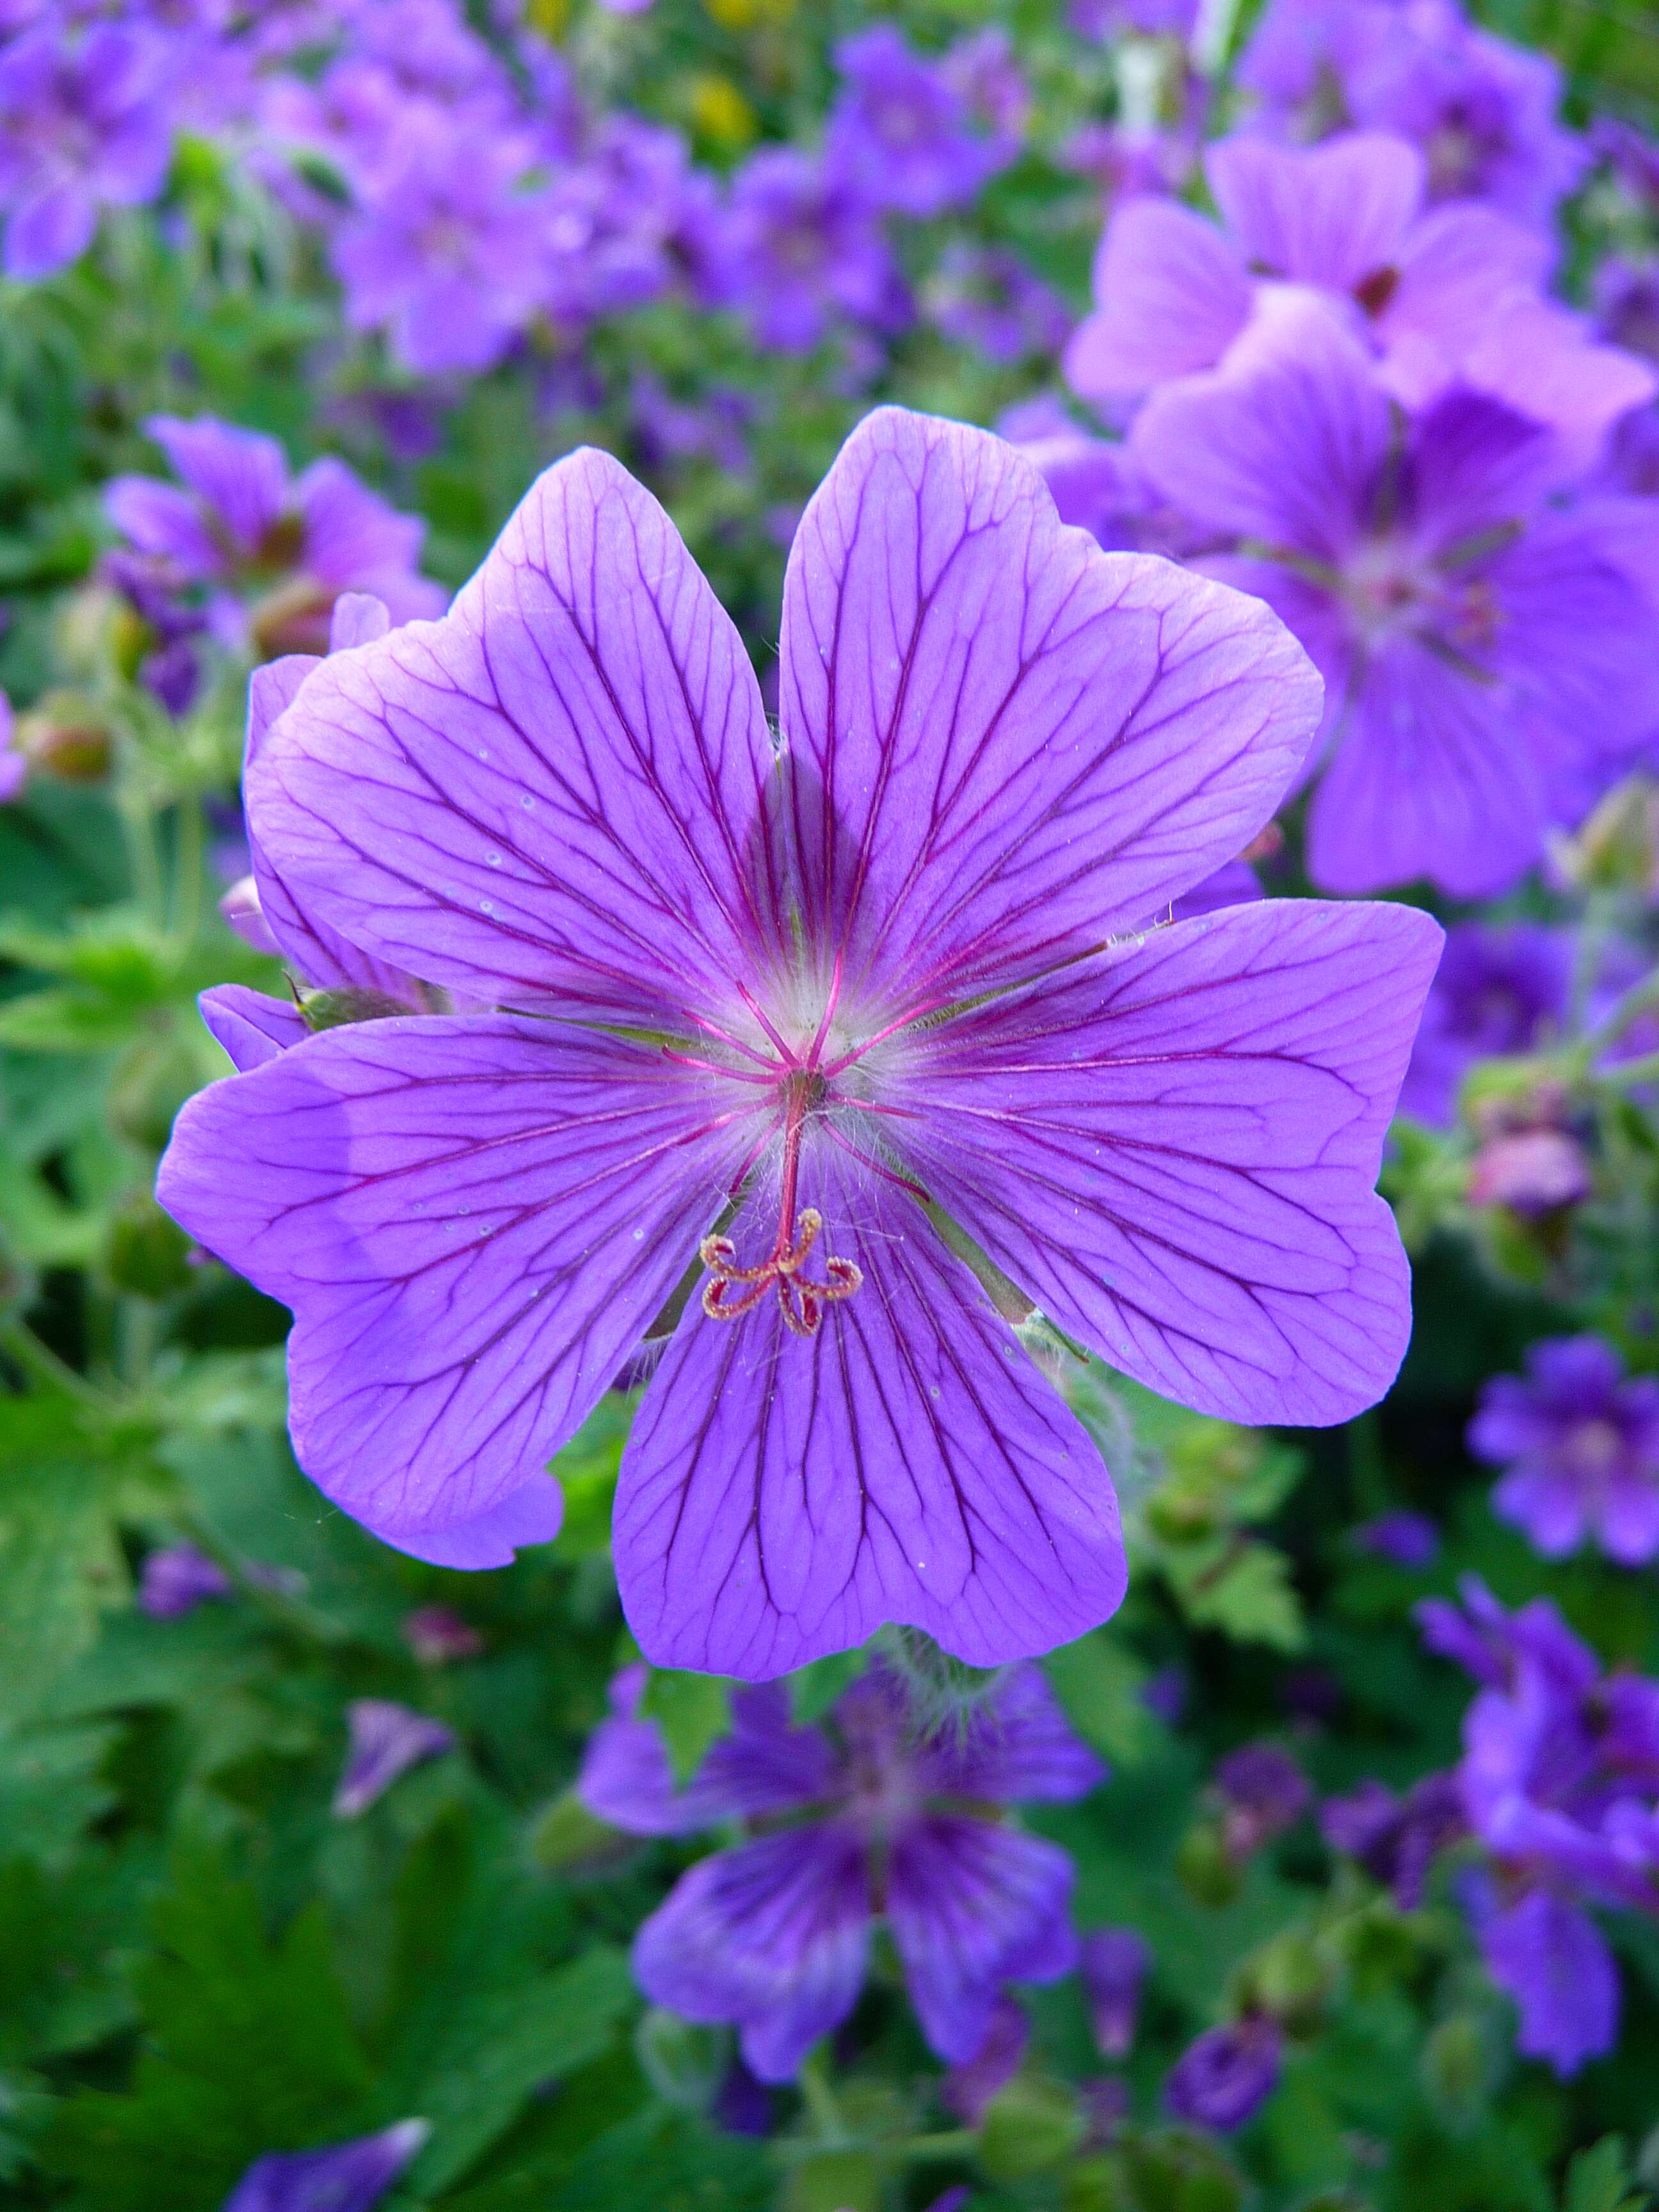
[1352,1509,1439,1567]
[1214,1742,1310,1858]
[331,102,549,376]
[1131,312,1659,896]
[1321,1769,1465,1907]
[1397,922,1573,1128]
[138,1542,232,1619]
[333,1697,454,1817]
[1237,0,1585,229]
[224,2119,429,2212]
[156,407,1438,1671]
[0,19,172,280]
[723,148,908,354]
[1469,1336,1659,1566]
[1164,2016,1281,2131]
[580,1660,1101,2081]
[105,415,444,658]
[924,243,1071,367]
[1080,1925,1150,2057]
[0,690,24,803]
[825,25,1013,218]
[1419,1576,1659,2074]
[1063,127,1650,456]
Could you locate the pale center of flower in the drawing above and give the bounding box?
[697,968,873,1341]
[1342,535,1502,657]
[1564,1418,1625,1480]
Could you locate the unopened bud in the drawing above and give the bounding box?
[248,577,333,659]
[15,693,112,783]
[301,986,416,1032]
[1237,1930,1331,2034]
[1176,1819,1242,1907]
[1551,772,1659,897]
[1468,1126,1591,1216]
[977,2075,1086,2180]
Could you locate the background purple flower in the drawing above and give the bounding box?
[224,2120,429,2212]
[581,1661,1102,2081]
[1064,126,1649,453]
[1352,1510,1440,1567]
[138,1542,232,1619]
[330,105,549,375]
[105,415,444,657]
[1469,1336,1659,1564]
[1397,922,1573,1127]
[1080,1926,1151,2058]
[825,26,1013,218]
[723,148,908,353]
[333,1697,454,1817]
[0,20,172,280]
[1419,1578,1659,2074]
[1164,2016,1281,2131]
[1321,1771,1466,1907]
[1130,311,1659,895]
[157,409,1438,1677]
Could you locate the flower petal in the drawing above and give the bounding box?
[199,984,309,1073]
[244,657,426,1002]
[1203,130,1424,292]
[614,1148,1126,1679]
[888,897,1441,1427]
[632,1824,871,2083]
[1131,310,1388,563]
[886,1816,1078,2064]
[1306,638,1544,897]
[1473,1886,1619,2077]
[914,1663,1107,1804]
[246,447,780,1028]
[146,415,291,557]
[776,406,1321,1008]
[156,1016,761,1551]
[1063,198,1252,403]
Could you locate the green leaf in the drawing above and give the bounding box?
[1043,1629,1161,1765]
[392,1948,636,2195]
[0,1398,128,1726]
[42,1850,373,2211]
[1563,2138,1645,2212]
[639,1669,732,1785]
[554,2104,773,2212]
[1169,1538,1307,1652]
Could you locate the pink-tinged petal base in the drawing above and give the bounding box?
[157,1017,761,1553]
[885,899,1441,1427]
[614,1148,1125,1679]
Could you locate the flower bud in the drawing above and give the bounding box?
[301,986,418,1032]
[1176,1819,1242,1907]
[15,693,113,783]
[1551,773,1659,897]
[1467,1126,1591,1216]
[977,2075,1087,2179]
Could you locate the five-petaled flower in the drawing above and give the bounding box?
[579,1658,1102,2081]
[157,405,1439,1678]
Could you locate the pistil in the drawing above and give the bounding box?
[700,1071,862,1338]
